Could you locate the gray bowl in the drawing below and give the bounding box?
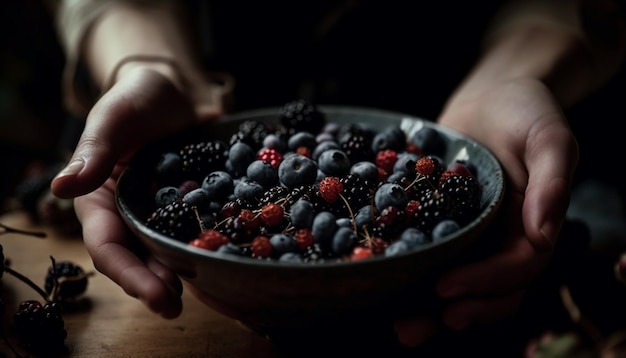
[115,105,504,336]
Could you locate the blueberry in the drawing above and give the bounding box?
[431,219,460,242]
[234,179,265,201]
[270,233,298,256]
[335,217,352,228]
[263,134,288,152]
[399,227,430,248]
[290,199,314,229]
[288,131,317,152]
[201,171,233,201]
[182,187,210,210]
[331,226,356,256]
[354,205,375,227]
[246,160,278,188]
[312,211,337,247]
[312,140,341,161]
[350,161,379,183]
[217,242,243,256]
[411,126,445,157]
[227,141,256,177]
[371,126,406,153]
[385,240,411,257]
[374,183,408,211]
[317,149,351,176]
[393,152,420,177]
[155,186,182,207]
[155,152,182,183]
[279,252,303,262]
[278,154,318,188]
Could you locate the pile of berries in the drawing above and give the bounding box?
[0,223,91,356]
[145,99,483,263]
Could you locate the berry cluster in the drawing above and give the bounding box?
[145,100,483,263]
[0,223,91,356]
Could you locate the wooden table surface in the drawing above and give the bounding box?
[0,210,277,358]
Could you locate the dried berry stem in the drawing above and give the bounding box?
[0,223,46,238]
[4,267,50,302]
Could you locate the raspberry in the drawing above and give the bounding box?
[189,229,229,251]
[251,236,272,258]
[237,209,260,231]
[294,228,315,250]
[415,156,437,176]
[319,177,343,203]
[296,146,311,158]
[375,149,398,173]
[257,148,283,168]
[351,246,373,261]
[260,203,284,226]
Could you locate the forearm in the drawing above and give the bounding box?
[82,1,203,91]
[446,0,626,110]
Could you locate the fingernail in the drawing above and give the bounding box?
[55,159,85,179]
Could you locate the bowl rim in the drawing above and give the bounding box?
[115,105,505,271]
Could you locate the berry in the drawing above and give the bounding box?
[338,130,374,164]
[260,203,284,227]
[317,149,351,177]
[351,246,373,261]
[44,261,88,301]
[278,154,318,189]
[179,140,228,180]
[189,229,229,251]
[431,219,461,242]
[439,174,482,225]
[257,148,284,168]
[350,161,379,184]
[251,236,273,258]
[294,228,315,250]
[374,183,408,211]
[410,126,445,157]
[229,120,272,150]
[371,126,406,153]
[289,199,314,229]
[375,149,398,174]
[269,233,298,256]
[227,141,256,177]
[319,177,343,204]
[288,131,318,152]
[279,99,326,135]
[14,300,67,355]
[246,160,279,189]
[331,226,357,257]
[146,201,201,242]
[154,186,182,207]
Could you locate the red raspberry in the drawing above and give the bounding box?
[257,148,283,168]
[296,146,311,158]
[370,237,388,254]
[251,236,272,258]
[351,246,373,261]
[294,228,315,250]
[375,149,398,173]
[415,156,436,176]
[189,229,228,251]
[319,177,343,203]
[406,143,423,155]
[237,209,260,230]
[438,170,456,187]
[405,199,421,218]
[260,203,284,226]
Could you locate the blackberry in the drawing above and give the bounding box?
[338,131,374,164]
[330,174,374,216]
[14,300,67,356]
[146,201,201,242]
[413,189,453,235]
[257,185,290,208]
[302,243,327,263]
[44,261,88,302]
[279,99,326,135]
[439,175,482,225]
[229,120,272,150]
[179,140,228,181]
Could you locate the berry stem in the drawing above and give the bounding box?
[338,193,357,234]
[4,266,50,302]
[0,223,46,238]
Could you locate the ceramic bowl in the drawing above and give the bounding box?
[115,105,504,337]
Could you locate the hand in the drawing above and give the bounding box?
[51,67,226,318]
[394,78,579,346]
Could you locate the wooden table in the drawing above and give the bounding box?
[0,210,276,358]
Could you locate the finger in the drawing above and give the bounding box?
[441,291,525,330]
[52,70,197,199]
[436,234,551,298]
[523,112,579,251]
[75,185,183,318]
[394,317,440,348]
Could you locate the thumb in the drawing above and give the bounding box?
[51,69,198,199]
